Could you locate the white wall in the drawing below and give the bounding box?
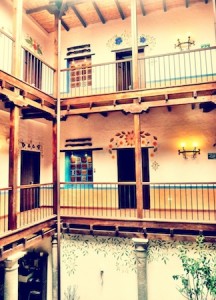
[61,1,215,69]
[61,235,216,300]
[60,105,216,183]
[0,111,53,187]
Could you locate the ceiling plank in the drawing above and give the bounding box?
[92,1,106,24]
[114,0,125,20]
[163,0,167,12]
[139,0,146,16]
[70,5,87,27]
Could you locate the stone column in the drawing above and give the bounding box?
[52,234,58,300]
[4,252,26,300]
[133,238,149,300]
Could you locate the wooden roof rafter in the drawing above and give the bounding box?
[92,1,106,24]
[139,0,146,16]
[70,4,87,27]
[114,0,125,20]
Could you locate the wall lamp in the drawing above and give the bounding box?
[175,36,195,51]
[178,143,200,159]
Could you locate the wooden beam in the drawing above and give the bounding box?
[139,0,146,16]
[26,6,49,14]
[92,1,106,24]
[61,82,216,108]
[62,95,216,116]
[8,105,20,230]
[163,0,167,12]
[71,5,87,27]
[134,113,143,219]
[185,0,190,8]
[114,0,125,20]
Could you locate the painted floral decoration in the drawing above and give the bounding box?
[108,130,158,159]
[25,35,42,55]
[115,37,123,45]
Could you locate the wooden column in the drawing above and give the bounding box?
[134,112,143,219]
[131,0,143,218]
[12,0,23,78]
[8,105,19,230]
[131,0,138,90]
[53,119,58,215]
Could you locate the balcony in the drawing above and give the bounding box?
[1,182,216,243]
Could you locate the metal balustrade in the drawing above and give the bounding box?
[17,183,54,228]
[0,187,10,234]
[60,47,216,98]
[0,182,215,234]
[0,29,14,74]
[60,182,216,222]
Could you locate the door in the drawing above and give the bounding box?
[117,148,150,209]
[117,149,136,208]
[20,150,40,211]
[116,51,132,91]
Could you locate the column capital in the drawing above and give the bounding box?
[132,238,149,252]
[4,251,26,269]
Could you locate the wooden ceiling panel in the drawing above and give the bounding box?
[22,0,209,32]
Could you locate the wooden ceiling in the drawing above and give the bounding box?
[23,0,209,33]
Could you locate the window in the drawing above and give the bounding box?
[65,150,93,183]
[70,57,92,88]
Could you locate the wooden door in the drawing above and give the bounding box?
[117,148,150,209]
[20,150,40,211]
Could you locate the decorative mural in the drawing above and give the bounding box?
[61,235,216,300]
[18,139,43,156]
[25,35,42,55]
[61,234,137,276]
[106,31,156,52]
[108,130,158,159]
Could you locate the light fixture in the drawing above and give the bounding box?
[178,143,200,159]
[175,36,195,51]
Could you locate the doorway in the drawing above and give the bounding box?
[20,150,40,211]
[116,51,132,91]
[117,148,150,209]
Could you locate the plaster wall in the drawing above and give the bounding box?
[61,234,216,300]
[61,1,215,68]
[0,111,53,187]
[60,105,216,183]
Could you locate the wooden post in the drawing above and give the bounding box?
[12,0,23,78]
[53,119,58,215]
[131,0,138,90]
[134,113,143,219]
[8,105,19,230]
[131,0,143,218]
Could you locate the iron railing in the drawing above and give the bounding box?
[0,29,55,95]
[1,182,215,234]
[0,187,11,234]
[0,29,14,74]
[60,46,216,98]
[0,184,54,234]
[18,183,54,228]
[60,182,216,222]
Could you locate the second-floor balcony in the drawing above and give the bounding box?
[1,182,216,240]
[60,46,216,99]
